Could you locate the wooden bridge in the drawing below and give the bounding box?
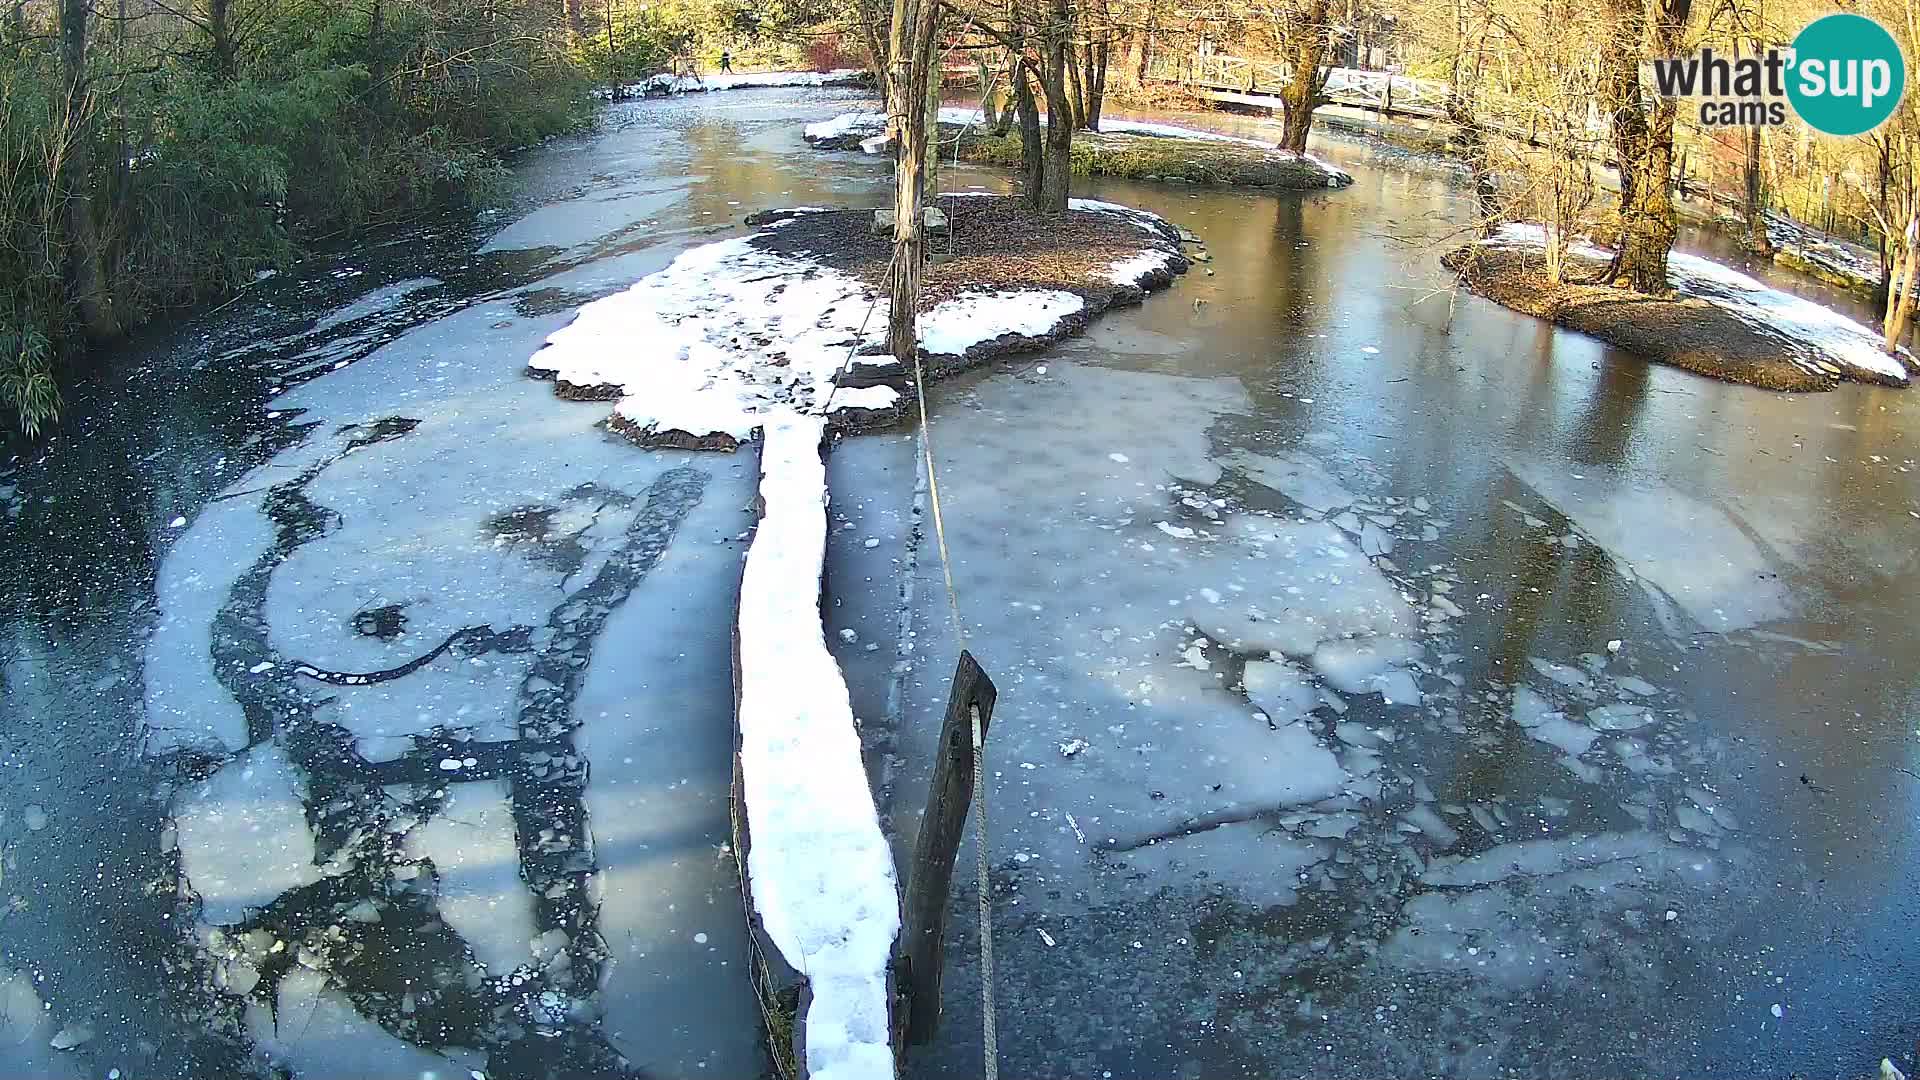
[1145,53,1617,148]
[1146,54,1454,120]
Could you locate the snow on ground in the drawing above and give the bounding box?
[1508,458,1794,633]
[918,290,1086,355]
[804,108,1351,182]
[1749,210,1882,286]
[1104,249,1183,286]
[735,414,898,1080]
[602,68,865,99]
[1484,222,1911,385]
[530,204,1183,444]
[1666,248,1910,383]
[529,232,895,447]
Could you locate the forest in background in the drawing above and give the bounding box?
[9,0,1920,436]
[0,0,840,435]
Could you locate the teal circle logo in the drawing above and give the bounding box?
[1787,14,1906,136]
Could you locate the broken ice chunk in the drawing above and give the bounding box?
[1587,704,1656,731]
[1243,659,1318,723]
[1401,803,1461,850]
[1310,636,1421,698]
[173,742,321,925]
[1527,657,1590,688]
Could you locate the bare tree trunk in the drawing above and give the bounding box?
[923,52,941,201]
[1064,46,1087,128]
[1014,58,1045,207]
[1132,3,1156,86]
[564,0,584,37]
[885,0,941,362]
[205,0,234,76]
[1888,209,1918,352]
[367,0,387,99]
[1598,0,1690,293]
[1038,1,1075,212]
[1085,37,1107,129]
[1744,124,1771,255]
[60,0,118,340]
[1277,0,1333,153]
[859,0,891,113]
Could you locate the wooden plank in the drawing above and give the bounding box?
[898,649,998,1047]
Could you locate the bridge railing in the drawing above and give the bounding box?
[1147,51,1615,149]
[1151,52,1452,119]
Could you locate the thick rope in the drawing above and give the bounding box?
[908,335,997,1080]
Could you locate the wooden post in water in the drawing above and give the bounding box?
[899,650,997,1046]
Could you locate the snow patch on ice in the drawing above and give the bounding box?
[248,967,481,1079]
[1223,449,1357,515]
[1310,635,1422,704]
[735,413,898,1080]
[174,742,322,926]
[1242,658,1318,723]
[1508,458,1793,632]
[1187,518,1415,657]
[403,779,537,976]
[1115,821,1325,906]
[1385,833,1717,989]
[312,277,441,334]
[145,498,272,755]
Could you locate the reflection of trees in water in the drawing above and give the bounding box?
[1567,354,1652,468]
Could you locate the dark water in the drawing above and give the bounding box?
[0,87,1915,1080]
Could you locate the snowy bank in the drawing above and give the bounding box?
[734,413,899,1080]
[803,109,1353,189]
[528,196,1191,446]
[1442,223,1916,391]
[1718,210,1882,296]
[596,68,866,100]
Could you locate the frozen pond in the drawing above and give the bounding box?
[0,86,1917,1080]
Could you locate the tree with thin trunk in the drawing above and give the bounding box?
[960,0,1082,211]
[1860,0,1920,354]
[60,0,119,339]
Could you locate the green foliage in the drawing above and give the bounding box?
[0,0,595,434]
[0,323,57,438]
[572,2,697,83]
[954,127,1344,187]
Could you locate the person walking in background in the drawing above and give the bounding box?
[719,50,733,73]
